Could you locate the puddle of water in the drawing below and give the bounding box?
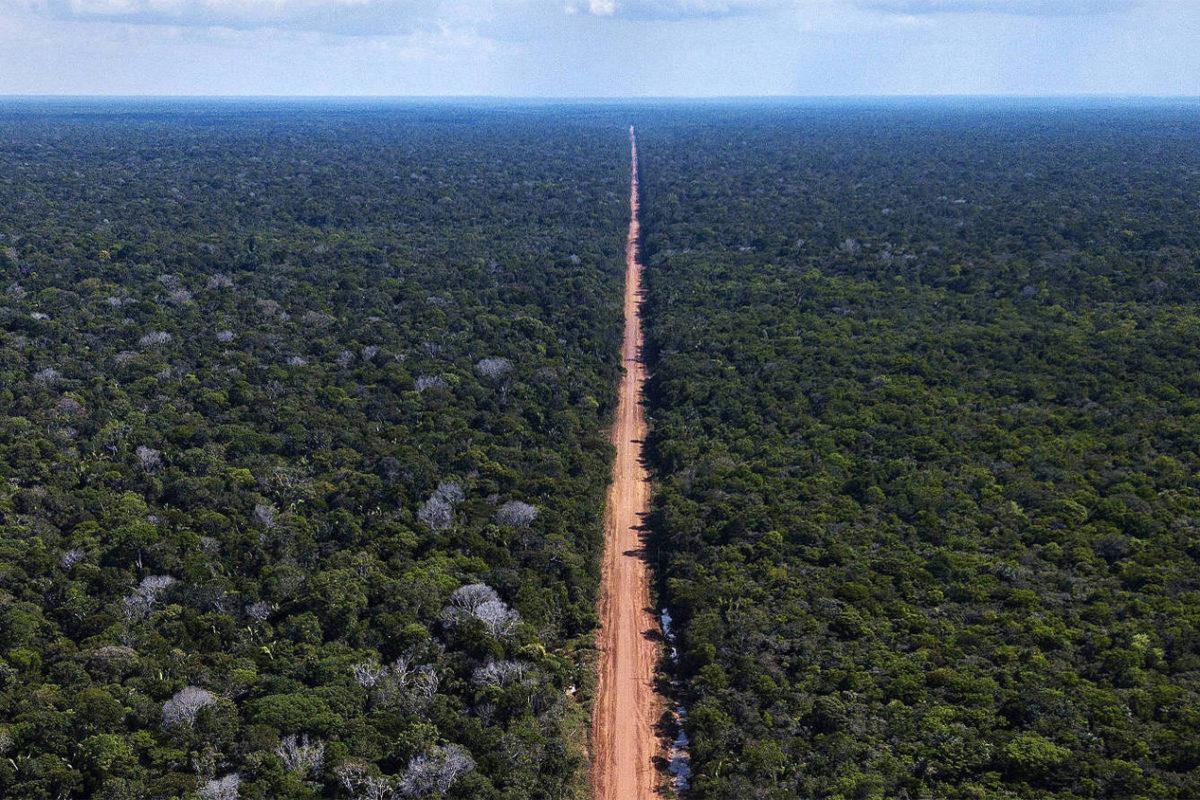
[668,706,691,791]
[660,608,692,792]
[661,608,679,661]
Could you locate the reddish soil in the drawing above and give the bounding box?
[591,126,662,800]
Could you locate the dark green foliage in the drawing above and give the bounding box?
[0,100,629,799]
[638,103,1200,799]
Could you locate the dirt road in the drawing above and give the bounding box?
[591,126,662,800]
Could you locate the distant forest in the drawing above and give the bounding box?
[2,100,1200,800]
[638,103,1200,799]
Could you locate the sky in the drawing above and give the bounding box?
[0,0,1197,96]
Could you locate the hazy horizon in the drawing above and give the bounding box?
[1,94,1197,102]
[1,1,1197,97]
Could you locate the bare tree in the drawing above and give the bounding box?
[198,773,240,800]
[472,660,533,689]
[138,574,176,597]
[442,583,520,638]
[414,375,447,393]
[446,583,499,614]
[276,734,324,778]
[59,548,86,570]
[418,482,463,532]
[302,310,334,327]
[336,762,394,800]
[162,686,216,729]
[396,744,474,797]
[123,574,176,622]
[412,668,440,705]
[381,654,415,688]
[377,665,438,710]
[473,600,521,638]
[136,445,162,471]
[352,661,387,689]
[215,330,236,343]
[432,481,464,505]
[244,601,272,622]
[207,273,234,290]
[354,656,439,711]
[494,500,538,529]
[254,503,278,531]
[34,367,61,384]
[139,331,172,347]
[474,357,513,381]
[55,396,85,416]
[417,496,453,532]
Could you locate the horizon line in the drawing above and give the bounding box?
[1,93,1199,101]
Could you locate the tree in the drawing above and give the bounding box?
[197,773,240,800]
[396,744,475,797]
[79,734,136,776]
[276,734,324,778]
[495,500,538,529]
[122,575,176,623]
[417,496,453,532]
[440,582,521,637]
[474,357,513,381]
[473,600,521,638]
[161,686,216,729]
[335,762,393,800]
[1004,732,1072,782]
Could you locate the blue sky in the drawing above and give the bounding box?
[0,0,1196,96]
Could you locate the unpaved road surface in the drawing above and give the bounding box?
[591,126,662,800]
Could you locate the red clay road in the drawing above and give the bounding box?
[591,126,663,800]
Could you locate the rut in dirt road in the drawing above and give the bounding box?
[591,126,663,800]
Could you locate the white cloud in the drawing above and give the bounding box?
[565,0,781,19]
[2,0,1194,95]
[563,0,1135,20]
[13,0,499,35]
[858,0,1135,16]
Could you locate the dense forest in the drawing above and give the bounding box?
[637,102,1200,799]
[0,101,629,799]
[5,98,1200,800]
